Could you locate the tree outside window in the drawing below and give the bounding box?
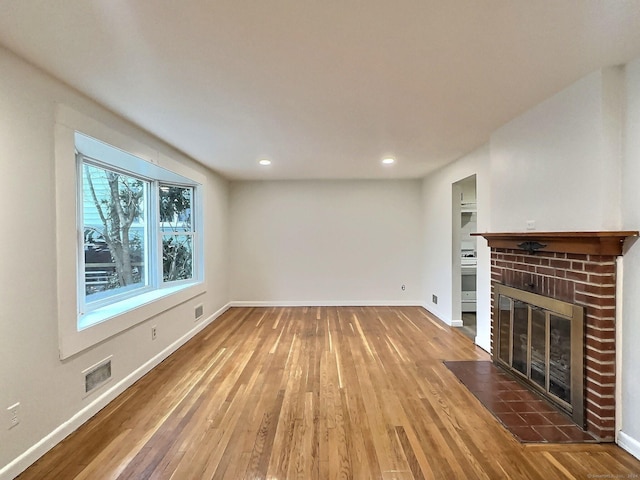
[83,163,147,301]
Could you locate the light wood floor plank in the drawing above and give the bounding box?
[16,306,640,480]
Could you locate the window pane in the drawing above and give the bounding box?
[162,234,193,282]
[159,185,192,231]
[83,163,148,302]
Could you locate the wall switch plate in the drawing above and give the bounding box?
[7,403,20,429]
[432,294,438,304]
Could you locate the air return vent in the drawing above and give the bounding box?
[83,357,112,394]
[195,304,204,320]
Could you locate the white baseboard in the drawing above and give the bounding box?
[230,300,423,307]
[420,303,457,327]
[0,302,231,480]
[618,430,640,461]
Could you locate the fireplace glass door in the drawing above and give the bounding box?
[493,284,584,426]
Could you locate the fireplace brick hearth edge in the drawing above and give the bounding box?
[472,231,638,441]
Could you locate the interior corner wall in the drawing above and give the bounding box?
[420,145,491,351]
[489,68,622,232]
[0,46,229,478]
[228,180,423,305]
[620,55,640,456]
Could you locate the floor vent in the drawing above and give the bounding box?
[84,357,112,394]
[195,304,204,320]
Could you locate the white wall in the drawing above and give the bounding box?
[229,180,423,305]
[490,68,623,232]
[421,146,491,351]
[0,46,229,478]
[620,56,640,457]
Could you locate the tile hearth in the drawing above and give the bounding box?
[445,360,597,443]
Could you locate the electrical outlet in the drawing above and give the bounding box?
[432,294,438,304]
[526,220,536,231]
[7,403,20,429]
[151,326,157,341]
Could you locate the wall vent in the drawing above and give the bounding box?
[83,357,112,394]
[195,304,204,320]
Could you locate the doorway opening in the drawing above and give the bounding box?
[452,175,477,341]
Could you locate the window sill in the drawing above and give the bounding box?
[60,281,205,359]
[78,282,201,331]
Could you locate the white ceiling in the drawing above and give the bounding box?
[2,1,640,180]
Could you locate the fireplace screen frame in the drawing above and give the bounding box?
[493,283,585,427]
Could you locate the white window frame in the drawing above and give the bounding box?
[158,183,197,287]
[55,105,206,359]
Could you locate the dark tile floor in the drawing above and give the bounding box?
[444,360,597,443]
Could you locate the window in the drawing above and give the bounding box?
[76,132,201,321]
[56,106,206,359]
[82,162,150,307]
[160,185,194,283]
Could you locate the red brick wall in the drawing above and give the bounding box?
[491,248,616,441]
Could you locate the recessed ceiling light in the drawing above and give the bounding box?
[259,159,271,166]
[382,157,395,165]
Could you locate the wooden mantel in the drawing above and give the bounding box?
[471,231,638,256]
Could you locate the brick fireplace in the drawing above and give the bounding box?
[473,231,638,441]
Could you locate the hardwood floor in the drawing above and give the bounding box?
[18,306,640,479]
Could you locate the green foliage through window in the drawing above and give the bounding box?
[160,186,194,282]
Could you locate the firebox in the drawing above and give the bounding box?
[494,283,585,427]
